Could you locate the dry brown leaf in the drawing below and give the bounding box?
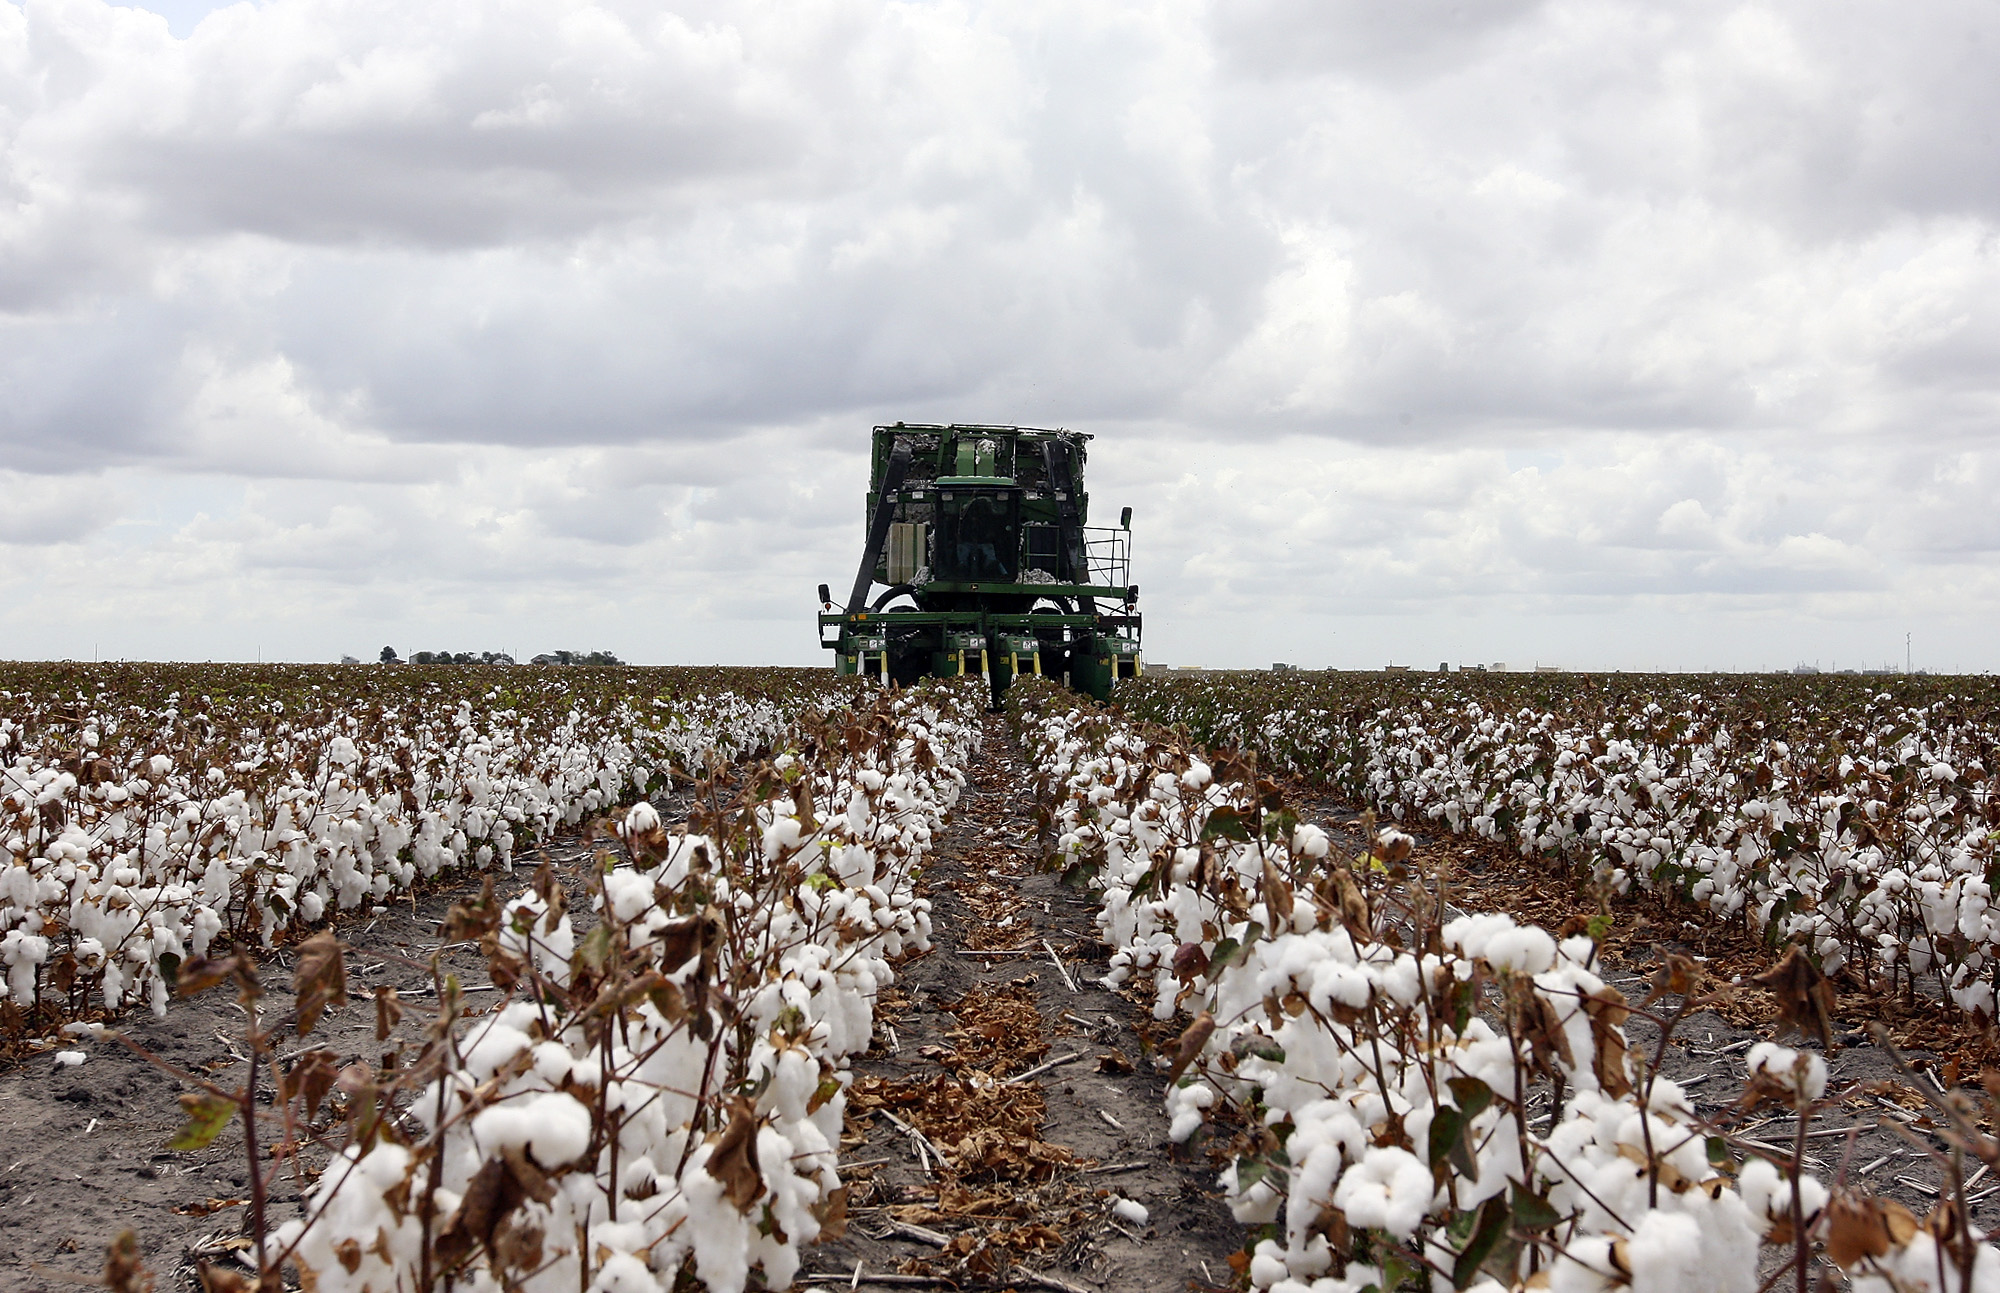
[373,985,402,1042]
[103,1230,154,1293]
[1826,1193,1918,1267]
[705,1097,766,1210]
[1261,857,1294,927]
[1749,946,1837,1049]
[1167,1011,1216,1084]
[1581,985,1633,1099]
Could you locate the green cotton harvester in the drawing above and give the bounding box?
[817,424,1143,702]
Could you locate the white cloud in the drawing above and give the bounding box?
[0,0,1997,671]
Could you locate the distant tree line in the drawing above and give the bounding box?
[374,647,623,666]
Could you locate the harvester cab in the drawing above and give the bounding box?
[818,424,1142,702]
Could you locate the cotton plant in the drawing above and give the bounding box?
[1119,675,2000,1025]
[1010,677,2000,1293]
[268,681,980,1293]
[0,672,842,1031]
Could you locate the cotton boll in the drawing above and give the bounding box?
[1331,1146,1432,1238]
[532,1041,580,1086]
[1227,1168,1284,1224]
[473,1092,592,1168]
[1734,1157,1785,1235]
[1624,1211,1716,1293]
[591,1251,665,1293]
[1483,925,1556,974]
[602,870,655,924]
[1112,1197,1149,1225]
[1547,1237,1623,1293]
[1746,1042,1827,1102]
[1247,1240,1290,1287]
[53,1050,85,1066]
[458,1022,533,1080]
[623,800,662,839]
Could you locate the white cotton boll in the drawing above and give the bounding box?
[1855,1231,2000,1293]
[591,1251,664,1293]
[532,1041,579,1086]
[1247,1242,1290,1287]
[1441,912,1510,961]
[1291,823,1330,859]
[762,815,805,861]
[1547,1237,1623,1293]
[1483,925,1557,974]
[1735,1157,1785,1233]
[1331,1146,1433,1238]
[458,1022,533,1080]
[54,1050,85,1066]
[602,870,654,924]
[1228,1170,1284,1224]
[1182,761,1212,789]
[624,800,661,839]
[473,1092,592,1167]
[524,1092,593,1165]
[1625,1211,1716,1293]
[471,1105,536,1154]
[1558,934,1598,965]
[1112,1197,1149,1225]
[1746,1042,1827,1102]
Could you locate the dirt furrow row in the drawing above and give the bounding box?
[798,709,1237,1292]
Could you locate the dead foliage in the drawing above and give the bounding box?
[958,878,1032,950]
[938,979,1050,1076]
[851,1072,1075,1181]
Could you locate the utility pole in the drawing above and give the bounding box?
[1907,631,1912,675]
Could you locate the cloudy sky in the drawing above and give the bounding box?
[3,0,1996,671]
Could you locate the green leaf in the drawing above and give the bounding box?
[1452,1196,1512,1289]
[1382,1250,1422,1292]
[1205,922,1265,982]
[576,924,616,972]
[1235,1156,1272,1194]
[1449,979,1476,1035]
[1445,1076,1493,1116]
[1428,1105,1467,1181]
[1205,937,1240,981]
[1510,1184,1562,1232]
[1705,1134,1736,1170]
[156,951,181,995]
[1433,1078,1494,1179]
[1264,808,1299,843]
[167,1092,237,1151]
[1201,806,1252,842]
